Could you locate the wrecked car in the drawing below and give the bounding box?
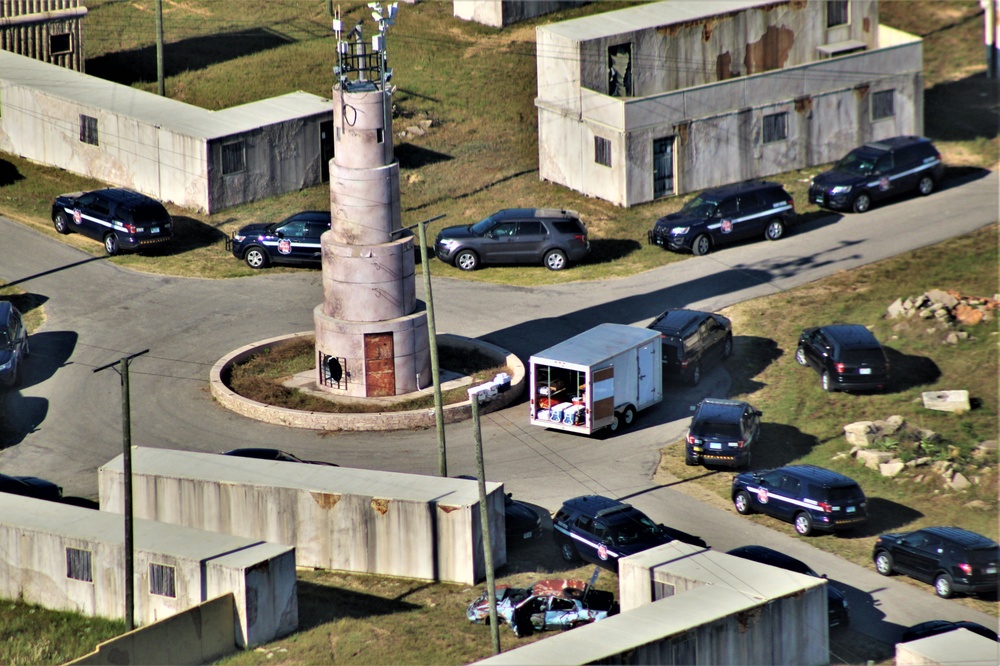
[466,579,618,637]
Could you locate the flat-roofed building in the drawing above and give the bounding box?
[0,0,87,71]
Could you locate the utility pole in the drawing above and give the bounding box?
[93,349,149,631]
[469,387,500,654]
[156,0,165,96]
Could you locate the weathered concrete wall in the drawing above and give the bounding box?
[0,495,297,648]
[99,448,507,585]
[895,628,1000,666]
[0,0,87,71]
[454,1,586,28]
[69,594,237,665]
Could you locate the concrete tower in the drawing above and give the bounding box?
[314,4,430,398]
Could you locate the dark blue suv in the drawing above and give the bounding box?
[228,211,330,269]
[52,188,173,255]
[553,495,672,572]
[732,465,867,536]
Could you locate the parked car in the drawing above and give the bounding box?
[0,301,29,388]
[646,309,732,386]
[222,448,338,466]
[685,399,761,469]
[900,620,999,643]
[726,545,849,628]
[51,188,173,255]
[0,472,63,501]
[649,180,795,256]
[455,476,543,542]
[795,324,890,392]
[466,579,618,637]
[227,211,330,269]
[434,208,590,271]
[809,136,944,213]
[553,495,672,571]
[732,465,868,536]
[873,526,999,599]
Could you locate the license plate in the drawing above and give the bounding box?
[987,566,997,574]
[846,506,856,513]
[709,442,722,450]
[523,531,534,540]
[151,226,160,234]
[859,368,872,375]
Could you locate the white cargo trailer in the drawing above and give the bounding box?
[529,323,662,435]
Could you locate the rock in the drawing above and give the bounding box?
[948,473,971,491]
[944,332,960,345]
[913,457,932,467]
[931,460,952,474]
[918,428,941,444]
[933,308,950,319]
[844,421,878,447]
[926,289,959,308]
[973,440,997,457]
[919,309,935,319]
[921,390,971,414]
[964,500,990,510]
[856,449,894,470]
[418,119,433,129]
[405,125,426,136]
[953,303,984,325]
[886,298,905,318]
[880,415,905,435]
[831,452,851,461]
[913,475,924,483]
[880,461,906,477]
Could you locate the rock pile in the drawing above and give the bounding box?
[885,289,998,327]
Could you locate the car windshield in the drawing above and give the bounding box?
[835,150,879,176]
[608,512,662,544]
[469,215,498,236]
[679,195,719,218]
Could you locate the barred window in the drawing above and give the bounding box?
[149,563,176,597]
[827,0,849,27]
[221,140,246,175]
[66,548,93,582]
[762,112,788,144]
[80,115,98,145]
[595,136,611,167]
[871,90,895,120]
[50,34,72,55]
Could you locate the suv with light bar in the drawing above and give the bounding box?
[732,465,867,536]
[52,188,173,256]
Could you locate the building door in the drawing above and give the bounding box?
[653,137,674,199]
[320,120,334,182]
[364,332,395,397]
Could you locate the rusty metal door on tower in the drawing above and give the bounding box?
[364,332,395,397]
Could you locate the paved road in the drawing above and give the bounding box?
[1,171,997,654]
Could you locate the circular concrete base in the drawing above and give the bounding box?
[210,332,525,432]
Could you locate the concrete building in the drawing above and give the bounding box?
[0,49,333,212]
[0,494,297,648]
[477,542,827,665]
[453,1,586,28]
[0,0,87,71]
[895,628,1000,666]
[535,0,925,206]
[99,447,506,585]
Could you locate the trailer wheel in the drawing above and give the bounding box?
[608,412,621,432]
[622,406,636,426]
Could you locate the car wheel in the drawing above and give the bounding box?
[104,234,119,256]
[560,541,579,562]
[821,371,834,392]
[608,412,621,433]
[934,573,954,599]
[691,234,711,256]
[794,512,814,536]
[918,176,935,196]
[734,491,753,515]
[455,249,479,271]
[244,247,269,269]
[622,405,636,426]
[722,335,733,359]
[795,347,808,366]
[685,455,699,466]
[851,192,871,214]
[688,363,701,386]
[765,219,785,241]
[53,212,71,234]
[544,249,568,271]
[874,551,894,576]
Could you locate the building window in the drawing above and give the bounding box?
[80,115,98,145]
[595,136,612,168]
[221,140,246,175]
[762,112,788,143]
[66,548,93,582]
[50,33,72,55]
[827,0,849,28]
[149,563,176,597]
[608,43,632,97]
[871,90,895,120]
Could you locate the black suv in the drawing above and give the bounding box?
[873,526,999,599]
[647,309,732,386]
[434,208,590,271]
[685,399,761,469]
[796,324,889,392]
[732,465,868,536]
[809,136,944,213]
[228,211,330,269]
[727,545,849,628]
[649,180,795,256]
[0,301,29,388]
[553,495,672,572]
[52,188,173,255]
